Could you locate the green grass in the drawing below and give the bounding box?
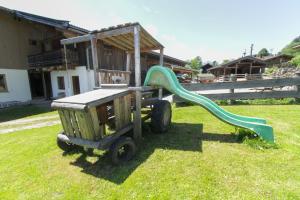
[0,105,300,199]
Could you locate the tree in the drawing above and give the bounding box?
[257,48,270,57]
[187,56,202,70]
[290,55,300,68]
[221,59,230,65]
[212,60,218,67]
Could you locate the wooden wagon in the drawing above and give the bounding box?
[52,86,171,164]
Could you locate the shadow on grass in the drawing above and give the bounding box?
[68,122,240,184]
[0,105,52,123]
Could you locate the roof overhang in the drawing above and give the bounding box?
[61,23,163,52]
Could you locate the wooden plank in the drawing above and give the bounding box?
[52,88,131,108]
[126,53,131,71]
[91,37,100,87]
[133,26,142,141]
[61,34,93,45]
[51,102,86,110]
[58,110,68,134]
[96,26,134,39]
[83,112,97,140]
[62,110,74,136]
[183,77,300,91]
[102,38,130,51]
[114,97,122,130]
[124,94,132,124]
[89,107,103,140]
[70,110,80,138]
[76,111,90,140]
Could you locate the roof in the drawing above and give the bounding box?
[0,6,89,34]
[263,54,293,62]
[61,23,163,52]
[208,56,266,71]
[52,88,131,109]
[145,51,187,66]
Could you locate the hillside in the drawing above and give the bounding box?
[281,36,300,56]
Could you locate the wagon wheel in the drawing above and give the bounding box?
[109,137,137,165]
[151,100,172,133]
[57,137,77,152]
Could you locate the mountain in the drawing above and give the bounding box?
[281,36,300,56]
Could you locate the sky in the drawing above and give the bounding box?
[1,0,300,63]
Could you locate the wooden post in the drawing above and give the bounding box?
[159,48,164,66]
[126,52,131,72]
[235,64,238,74]
[158,48,164,99]
[250,62,253,75]
[229,74,236,104]
[133,25,142,141]
[40,69,47,99]
[86,46,90,71]
[63,44,72,96]
[91,37,100,87]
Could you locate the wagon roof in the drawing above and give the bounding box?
[53,88,131,108]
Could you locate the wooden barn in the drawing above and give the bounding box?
[208,56,267,78]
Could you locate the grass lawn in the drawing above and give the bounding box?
[0,105,299,199]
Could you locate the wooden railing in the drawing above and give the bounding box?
[172,76,300,101]
[97,69,131,85]
[217,74,264,82]
[28,49,79,68]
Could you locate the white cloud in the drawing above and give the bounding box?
[160,34,236,62]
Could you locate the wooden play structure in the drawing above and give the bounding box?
[52,23,172,164]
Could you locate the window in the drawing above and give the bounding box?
[57,76,65,90]
[0,74,8,92]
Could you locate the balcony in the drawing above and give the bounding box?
[97,69,131,85]
[28,49,79,68]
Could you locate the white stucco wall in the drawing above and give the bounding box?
[0,68,31,102]
[50,66,95,98]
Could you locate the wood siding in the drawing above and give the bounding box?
[0,11,61,69]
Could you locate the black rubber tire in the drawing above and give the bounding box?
[85,148,94,156]
[151,100,172,133]
[109,137,137,165]
[57,137,76,152]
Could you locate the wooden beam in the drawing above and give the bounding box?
[183,77,300,91]
[96,26,134,39]
[133,25,142,141]
[91,38,100,87]
[126,52,131,71]
[40,69,47,99]
[61,34,93,45]
[159,48,164,66]
[116,35,135,49]
[102,37,131,51]
[140,32,155,47]
[63,45,72,96]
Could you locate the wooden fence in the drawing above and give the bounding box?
[174,76,300,101]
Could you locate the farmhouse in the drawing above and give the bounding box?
[0,6,186,106]
[208,56,267,78]
[263,54,293,67]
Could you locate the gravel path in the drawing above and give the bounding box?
[0,115,60,134]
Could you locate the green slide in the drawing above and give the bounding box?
[144,65,274,143]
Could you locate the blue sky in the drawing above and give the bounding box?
[1,0,300,62]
